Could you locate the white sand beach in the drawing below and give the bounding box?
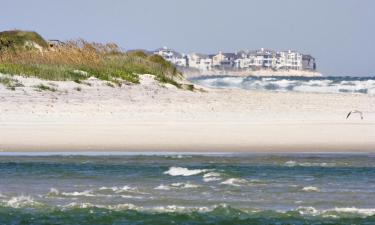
[1,74,374,152]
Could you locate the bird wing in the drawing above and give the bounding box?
[346,111,352,119]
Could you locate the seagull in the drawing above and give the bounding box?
[346,110,363,120]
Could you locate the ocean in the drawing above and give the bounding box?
[0,153,374,224]
[189,76,375,95]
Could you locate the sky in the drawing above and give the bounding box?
[1,0,374,76]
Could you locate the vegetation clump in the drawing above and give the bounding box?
[0,76,23,90]
[34,83,57,92]
[0,30,183,87]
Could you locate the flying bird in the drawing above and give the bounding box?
[346,110,363,120]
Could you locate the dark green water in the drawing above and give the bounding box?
[0,153,375,224]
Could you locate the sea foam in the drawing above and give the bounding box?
[203,172,222,182]
[284,161,336,167]
[164,167,208,176]
[302,186,320,192]
[3,195,42,208]
[220,178,248,187]
[155,182,200,190]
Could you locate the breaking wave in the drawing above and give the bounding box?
[220,178,249,187]
[190,76,375,95]
[154,182,200,190]
[164,167,208,176]
[302,186,321,192]
[284,160,336,167]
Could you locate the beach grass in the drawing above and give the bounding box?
[0,30,183,87]
[34,83,58,92]
[0,76,23,90]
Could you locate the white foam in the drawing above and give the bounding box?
[296,206,375,217]
[64,202,141,211]
[154,184,171,190]
[220,178,248,187]
[171,182,200,189]
[48,188,60,196]
[284,161,297,167]
[61,190,95,197]
[164,167,207,176]
[99,185,138,193]
[4,195,42,208]
[284,161,336,167]
[203,172,222,182]
[332,207,375,216]
[155,182,200,190]
[152,205,212,213]
[302,186,320,192]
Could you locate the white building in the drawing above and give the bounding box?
[187,53,213,71]
[234,49,276,69]
[212,52,236,68]
[154,47,187,67]
[153,46,314,72]
[276,50,303,70]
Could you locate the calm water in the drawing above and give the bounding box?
[0,153,375,224]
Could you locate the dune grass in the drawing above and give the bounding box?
[0,31,183,87]
[34,83,58,92]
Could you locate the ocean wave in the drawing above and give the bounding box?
[98,185,140,194]
[220,178,248,187]
[284,160,336,167]
[63,202,140,211]
[154,182,200,190]
[1,195,43,208]
[190,76,375,95]
[296,206,375,217]
[61,190,96,197]
[47,186,146,198]
[164,167,208,176]
[47,188,103,197]
[302,186,320,192]
[203,172,222,182]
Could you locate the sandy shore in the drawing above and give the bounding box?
[1,74,374,152]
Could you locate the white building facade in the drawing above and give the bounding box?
[154,47,187,67]
[187,53,213,71]
[153,47,314,72]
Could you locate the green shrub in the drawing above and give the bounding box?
[34,83,57,92]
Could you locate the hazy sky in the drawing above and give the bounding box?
[1,0,374,76]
